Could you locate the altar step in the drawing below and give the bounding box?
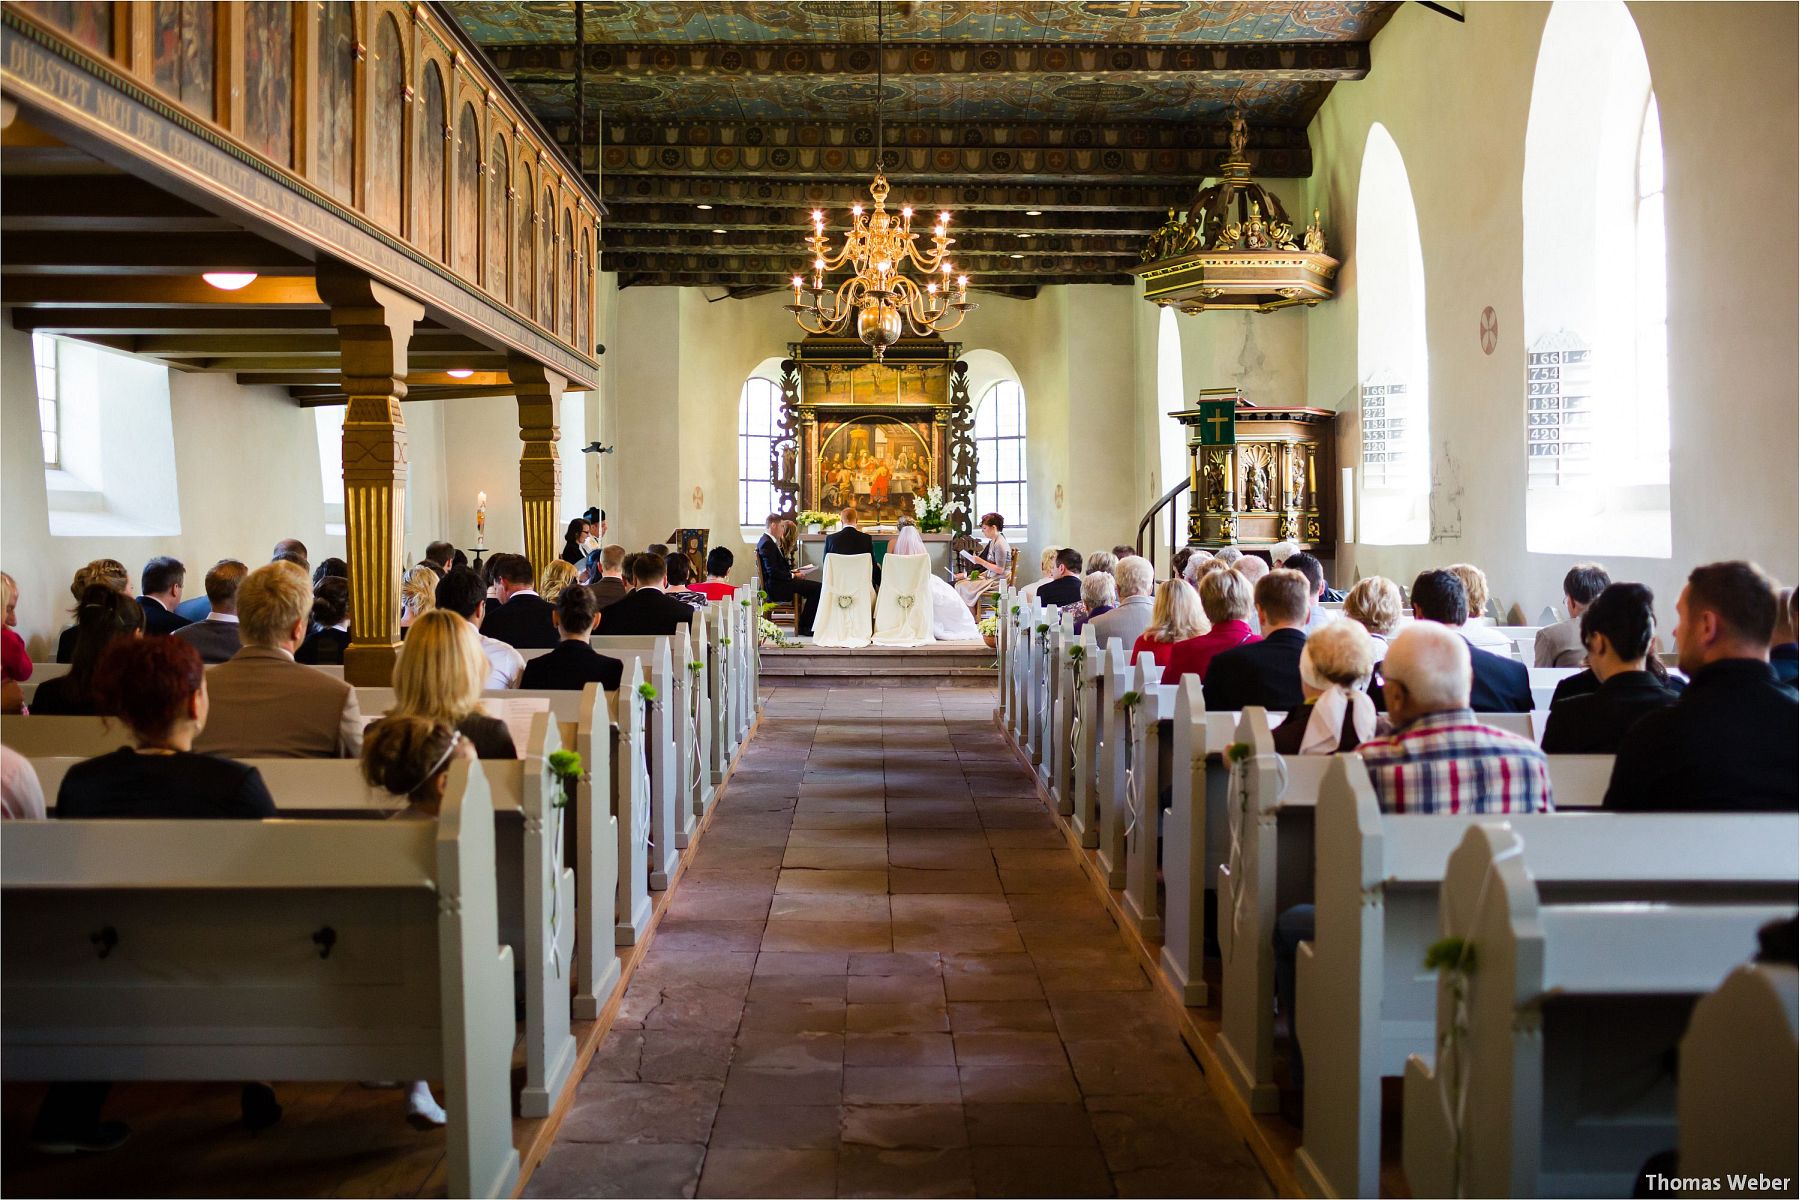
[760,641,997,687]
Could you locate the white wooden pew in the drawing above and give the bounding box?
[1096,645,1151,889]
[1123,667,1181,941]
[1303,759,1792,1200]
[17,662,71,706]
[1528,665,1581,709]
[1046,625,1095,818]
[2,715,133,757]
[1213,717,1615,1122]
[1068,630,1112,849]
[598,629,711,832]
[733,583,759,737]
[1399,822,1797,1200]
[1493,625,1543,662]
[589,635,682,888]
[611,662,654,946]
[1034,609,1075,785]
[1,758,520,1199]
[705,600,738,775]
[1157,681,1246,1006]
[1678,964,1798,1192]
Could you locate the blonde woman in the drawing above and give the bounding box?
[55,558,130,663]
[1343,576,1404,660]
[399,564,438,632]
[1447,562,1513,651]
[538,559,577,604]
[391,610,517,759]
[1015,545,1060,602]
[1130,577,1208,668]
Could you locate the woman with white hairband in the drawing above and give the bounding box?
[1271,619,1378,754]
[360,714,474,1128]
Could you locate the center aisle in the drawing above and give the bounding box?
[525,686,1271,1199]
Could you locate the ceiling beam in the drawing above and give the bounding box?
[601,204,1162,238]
[0,233,315,276]
[169,352,510,372]
[131,332,488,357]
[489,40,1371,82]
[614,271,1127,291]
[608,229,1145,258]
[603,175,1193,212]
[601,250,1137,275]
[8,308,450,335]
[598,118,1305,153]
[0,275,322,308]
[243,370,513,388]
[0,176,240,232]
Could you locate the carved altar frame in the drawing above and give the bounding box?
[1175,395,1335,549]
[768,337,977,536]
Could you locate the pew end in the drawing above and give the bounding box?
[1678,964,1799,1192]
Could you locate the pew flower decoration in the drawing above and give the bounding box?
[547,749,585,809]
[1223,739,1256,957]
[637,682,658,703]
[688,661,704,675]
[1120,690,1142,709]
[1224,741,1252,764]
[1424,935,1479,1193]
[759,618,797,648]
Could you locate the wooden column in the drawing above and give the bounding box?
[320,266,423,686]
[509,355,566,576]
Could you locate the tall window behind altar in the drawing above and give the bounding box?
[739,376,782,526]
[974,380,1027,532]
[1523,0,1670,557]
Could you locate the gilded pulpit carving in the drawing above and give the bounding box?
[1173,390,1336,554]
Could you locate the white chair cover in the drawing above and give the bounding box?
[812,553,874,648]
[873,553,934,647]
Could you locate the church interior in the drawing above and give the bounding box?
[0,1,1795,1198]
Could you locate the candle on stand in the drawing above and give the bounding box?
[476,491,487,546]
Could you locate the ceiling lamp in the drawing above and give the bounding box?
[1131,111,1337,314]
[445,369,475,379]
[786,2,974,360]
[202,272,257,291]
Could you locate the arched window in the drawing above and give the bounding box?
[738,375,782,526]
[1523,0,1669,556]
[417,60,447,261]
[1355,123,1430,545]
[1156,305,1187,496]
[974,379,1027,531]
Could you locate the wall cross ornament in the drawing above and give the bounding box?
[1479,306,1499,355]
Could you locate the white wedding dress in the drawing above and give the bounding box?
[891,528,981,643]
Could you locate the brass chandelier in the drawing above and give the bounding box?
[786,2,975,359]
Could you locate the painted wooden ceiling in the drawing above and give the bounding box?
[451,1,1399,296]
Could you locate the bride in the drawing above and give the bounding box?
[892,523,982,642]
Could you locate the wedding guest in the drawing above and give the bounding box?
[1036,548,1084,609]
[1203,569,1311,712]
[559,517,588,566]
[1771,586,1798,690]
[1130,578,1208,668]
[664,552,710,610]
[1540,583,1680,753]
[479,554,557,650]
[172,560,248,664]
[1171,547,1195,583]
[434,567,524,690]
[296,577,351,665]
[1448,562,1512,651]
[2,744,45,819]
[1271,620,1377,754]
[31,588,143,716]
[589,545,630,612]
[1343,575,1404,661]
[1213,547,1243,567]
[756,514,819,637]
[400,563,439,632]
[1111,545,1137,561]
[1088,555,1155,653]
[55,559,130,663]
[135,556,191,637]
[539,559,578,603]
[310,557,348,587]
[271,538,310,568]
[598,551,695,636]
[1084,551,1119,579]
[1536,562,1611,668]
[196,562,363,758]
[391,610,516,759]
[1166,567,1260,684]
[693,548,737,601]
[953,513,1012,608]
[1,572,30,686]
[1233,554,1270,590]
[1400,569,1531,713]
[1604,561,1798,811]
[1071,571,1117,633]
[1283,551,1334,633]
[421,541,456,578]
[822,507,881,588]
[1016,547,1059,601]
[521,585,623,691]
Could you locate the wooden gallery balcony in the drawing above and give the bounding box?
[0,0,602,678]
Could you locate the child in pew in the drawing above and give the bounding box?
[37,637,279,1153]
[1270,620,1377,755]
[391,611,518,760]
[360,715,473,1128]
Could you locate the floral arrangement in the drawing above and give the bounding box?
[760,616,797,648]
[911,487,953,533]
[797,509,840,531]
[546,749,585,809]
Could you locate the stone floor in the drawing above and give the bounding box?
[525,687,1272,1200]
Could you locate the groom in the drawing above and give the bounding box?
[824,506,881,589]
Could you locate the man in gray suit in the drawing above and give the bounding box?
[196,561,363,758]
[172,560,247,664]
[1087,554,1157,655]
[1535,562,1611,668]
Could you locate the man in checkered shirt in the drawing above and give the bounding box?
[1273,622,1551,1098]
[1357,622,1554,814]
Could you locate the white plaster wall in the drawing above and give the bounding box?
[1304,0,1797,622]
